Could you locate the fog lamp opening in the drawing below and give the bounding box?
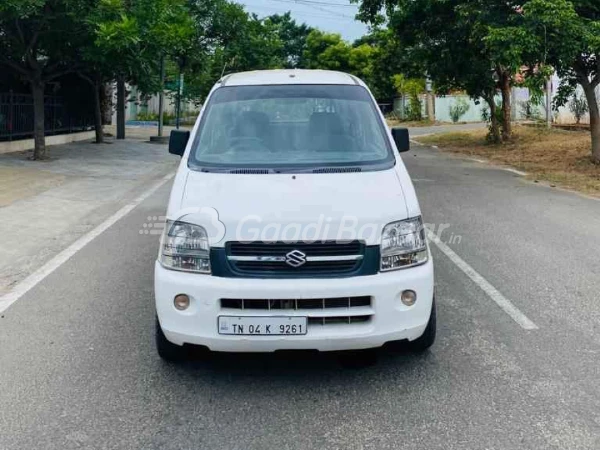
[401,290,417,306]
[174,294,190,310]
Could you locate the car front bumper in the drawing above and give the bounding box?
[154,260,434,352]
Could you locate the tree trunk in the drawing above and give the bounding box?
[580,80,600,163]
[116,76,126,140]
[31,79,46,160]
[92,81,104,144]
[486,96,501,144]
[500,72,512,141]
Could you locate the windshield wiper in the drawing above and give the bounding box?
[196,166,278,174]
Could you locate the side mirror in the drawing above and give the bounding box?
[391,127,410,153]
[168,130,190,156]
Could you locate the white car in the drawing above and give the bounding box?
[155,69,435,360]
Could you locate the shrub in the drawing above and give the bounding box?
[136,111,158,121]
[519,100,542,120]
[481,100,504,143]
[404,96,423,121]
[569,92,588,124]
[393,74,425,121]
[449,98,470,123]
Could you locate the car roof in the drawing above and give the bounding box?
[219,69,365,87]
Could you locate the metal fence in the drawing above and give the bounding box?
[0,92,94,141]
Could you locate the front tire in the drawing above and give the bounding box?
[407,297,436,353]
[156,317,186,362]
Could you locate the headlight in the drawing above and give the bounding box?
[380,216,428,271]
[160,220,211,273]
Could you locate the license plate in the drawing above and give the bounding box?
[218,316,307,335]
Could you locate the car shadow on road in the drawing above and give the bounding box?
[166,345,435,381]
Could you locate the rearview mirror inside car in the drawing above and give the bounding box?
[168,130,190,156]
[391,127,410,153]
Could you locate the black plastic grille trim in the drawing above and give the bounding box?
[226,240,365,276]
[221,296,371,310]
[308,316,372,325]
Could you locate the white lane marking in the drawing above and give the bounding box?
[427,230,538,330]
[467,157,487,164]
[504,167,527,176]
[0,173,175,314]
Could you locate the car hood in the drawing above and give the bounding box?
[170,169,408,246]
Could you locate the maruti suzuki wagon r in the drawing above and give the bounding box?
[155,69,435,361]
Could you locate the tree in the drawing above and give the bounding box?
[353,30,401,100]
[175,5,288,105]
[266,12,313,68]
[0,0,92,159]
[356,0,542,142]
[303,30,348,70]
[302,30,392,98]
[524,0,600,162]
[91,0,194,140]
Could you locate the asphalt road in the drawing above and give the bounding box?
[2,143,600,450]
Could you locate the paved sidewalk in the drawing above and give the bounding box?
[0,136,177,295]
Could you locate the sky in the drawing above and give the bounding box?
[239,0,369,43]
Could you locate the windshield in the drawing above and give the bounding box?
[188,84,394,171]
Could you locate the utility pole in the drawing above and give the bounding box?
[116,75,125,140]
[546,77,552,129]
[158,55,165,137]
[176,71,184,129]
[175,56,186,130]
[425,77,435,122]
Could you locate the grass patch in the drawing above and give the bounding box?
[386,119,438,128]
[418,125,600,196]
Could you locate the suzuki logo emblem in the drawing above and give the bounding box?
[285,250,307,268]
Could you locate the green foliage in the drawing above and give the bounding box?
[265,12,313,68]
[179,8,286,102]
[569,92,589,124]
[449,98,470,123]
[301,29,397,99]
[393,75,424,120]
[356,0,546,141]
[355,30,402,100]
[523,0,600,159]
[303,30,347,70]
[136,111,159,121]
[481,100,504,143]
[404,101,423,121]
[136,111,176,122]
[0,0,92,80]
[392,75,424,97]
[90,0,194,94]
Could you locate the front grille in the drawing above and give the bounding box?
[220,296,373,327]
[226,241,365,276]
[308,316,372,325]
[221,296,371,310]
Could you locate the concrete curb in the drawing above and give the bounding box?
[0,131,95,155]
